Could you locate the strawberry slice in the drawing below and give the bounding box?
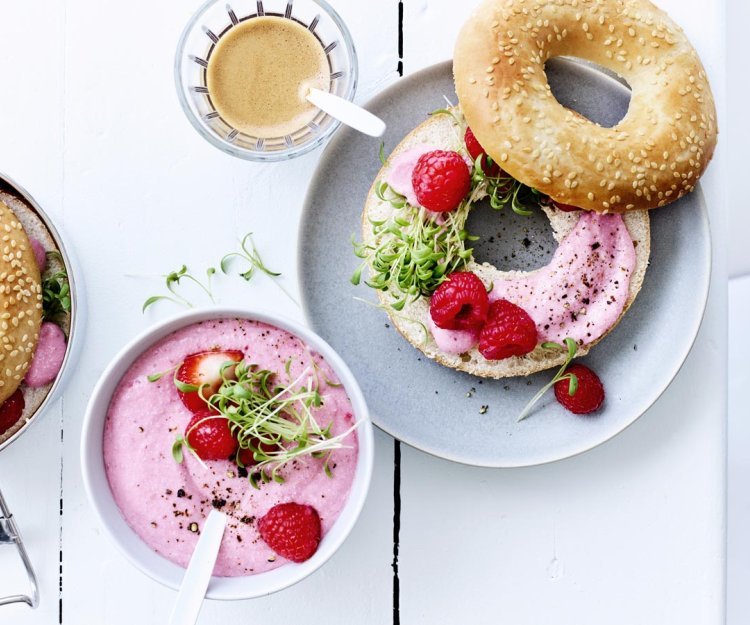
[176,350,244,413]
[0,389,25,436]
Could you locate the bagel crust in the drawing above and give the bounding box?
[454,0,717,212]
[0,200,42,404]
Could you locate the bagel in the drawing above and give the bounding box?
[0,198,42,404]
[453,0,717,212]
[361,107,650,378]
[0,191,69,445]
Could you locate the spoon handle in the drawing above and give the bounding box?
[168,510,227,625]
[307,88,386,138]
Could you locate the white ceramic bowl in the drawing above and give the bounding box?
[80,307,373,600]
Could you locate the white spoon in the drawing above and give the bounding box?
[168,510,227,625]
[306,88,386,137]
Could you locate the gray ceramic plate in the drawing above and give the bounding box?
[299,59,710,467]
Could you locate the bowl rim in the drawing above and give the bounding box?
[173,0,359,162]
[80,306,373,600]
[0,172,84,453]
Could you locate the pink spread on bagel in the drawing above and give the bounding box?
[427,317,479,354]
[25,322,67,387]
[490,212,635,345]
[430,212,635,352]
[385,146,437,206]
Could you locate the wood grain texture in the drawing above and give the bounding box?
[0,0,727,624]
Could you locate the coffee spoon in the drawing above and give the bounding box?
[306,88,386,138]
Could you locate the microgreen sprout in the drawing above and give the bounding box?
[142,265,216,312]
[162,358,358,488]
[220,232,297,306]
[352,106,547,311]
[42,269,71,322]
[470,155,542,216]
[352,203,476,310]
[516,338,579,422]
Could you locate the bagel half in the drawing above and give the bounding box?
[363,108,650,378]
[454,0,717,213]
[0,191,67,444]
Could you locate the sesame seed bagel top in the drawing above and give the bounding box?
[453,0,717,212]
[0,200,42,404]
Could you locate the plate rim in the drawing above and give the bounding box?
[297,59,713,468]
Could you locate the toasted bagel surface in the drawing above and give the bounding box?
[453,0,717,212]
[0,200,42,404]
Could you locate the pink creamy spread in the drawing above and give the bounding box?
[386,146,437,206]
[30,238,46,273]
[25,322,67,387]
[103,319,359,577]
[490,212,635,345]
[427,317,479,355]
[430,212,636,352]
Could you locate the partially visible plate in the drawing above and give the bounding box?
[298,59,711,467]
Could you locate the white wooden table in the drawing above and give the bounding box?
[0,1,727,623]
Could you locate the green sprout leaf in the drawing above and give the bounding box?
[142,264,216,312]
[154,353,360,484]
[172,437,186,464]
[516,338,580,422]
[42,271,72,321]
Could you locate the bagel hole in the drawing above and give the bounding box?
[465,198,557,272]
[545,57,631,128]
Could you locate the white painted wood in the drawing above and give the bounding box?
[400,0,727,623]
[729,275,750,625]
[727,0,748,278]
[57,1,397,623]
[0,0,730,623]
[0,2,65,623]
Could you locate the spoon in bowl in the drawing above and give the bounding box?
[168,509,227,625]
[306,88,386,138]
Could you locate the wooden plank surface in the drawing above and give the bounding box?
[0,1,727,624]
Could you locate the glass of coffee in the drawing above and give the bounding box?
[175,0,357,161]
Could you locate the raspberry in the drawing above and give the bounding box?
[412,150,471,212]
[554,364,604,414]
[258,503,322,563]
[464,127,502,177]
[551,200,581,212]
[185,411,238,461]
[430,272,489,331]
[478,299,538,360]
[0,389,24,436]
[236,439,278,467]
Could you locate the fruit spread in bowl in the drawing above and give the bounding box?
[103,317,361,577]
[82,308,372,598]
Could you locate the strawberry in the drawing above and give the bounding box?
[0,389,25,436]
[412,150,471,212]
[464,127,502,177]
[430,272,489,331]
[554,364,604,414]
[478,299,538,360]
[176,350,244,413]
[185,411,239,461]
[258,503,322,563]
